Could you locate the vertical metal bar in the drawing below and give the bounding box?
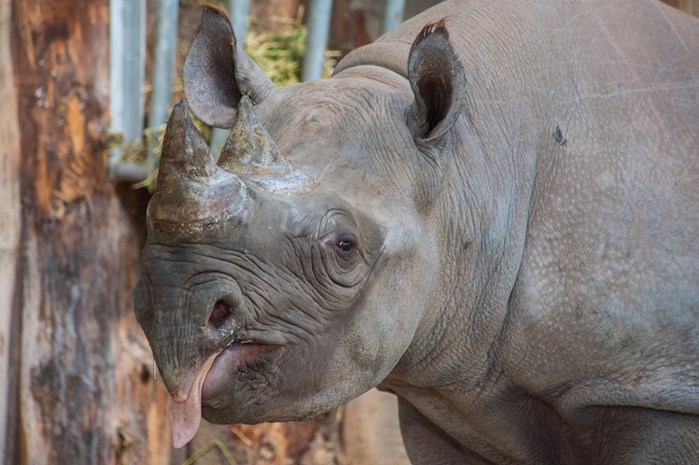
[382,0,406,34]
[301,0,333,82]
[109,0,147,181]
[210,0,252,156]
[229,0,251,39]
[147,0,180,169]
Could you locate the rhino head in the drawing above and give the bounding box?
[133,6,466,448]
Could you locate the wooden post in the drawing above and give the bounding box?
[662,0,699,15]
[250,0,303,31]
[0,0,21,461]
[11,1,176,464]
[678,0,699,15]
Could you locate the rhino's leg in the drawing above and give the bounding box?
[397,398,485,465]
[575,406,699,464]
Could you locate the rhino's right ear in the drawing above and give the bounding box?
[184,6,276,128]
[407,19,465,146]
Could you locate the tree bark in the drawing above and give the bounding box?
[250,0,304,31]
[663,0,699,15]
[0,0,22,462]
[11,1,175,464]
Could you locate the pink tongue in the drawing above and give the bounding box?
[168,356,217,449]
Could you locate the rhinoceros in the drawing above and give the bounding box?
[133,0,699,463]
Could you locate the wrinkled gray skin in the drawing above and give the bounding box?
[133,0,699,463]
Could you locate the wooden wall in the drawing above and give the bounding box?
[8,1,177,464]
[664,0,699,15]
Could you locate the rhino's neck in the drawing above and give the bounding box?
[380,138,553,461]
[375,0,557,450]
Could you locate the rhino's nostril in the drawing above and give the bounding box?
[208,300,232,330]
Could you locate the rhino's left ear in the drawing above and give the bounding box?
[407,19,466,145]
[184,6,276,128]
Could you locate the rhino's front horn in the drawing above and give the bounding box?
[217,96,311,192]
[148,100,250,238]
[156,100,217,191]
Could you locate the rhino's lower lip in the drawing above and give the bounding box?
[201,342,280,401]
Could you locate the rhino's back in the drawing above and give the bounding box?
[337,0,699,86]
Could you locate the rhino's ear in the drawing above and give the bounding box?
[407,19,465,145]
[183,6,276,128]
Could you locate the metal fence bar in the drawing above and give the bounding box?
[230,0,251,38]
[109,0,343,182]
[381,0,406,34]
[147,0,180,170]
[301,0,333,82]
[108,0,147,181]
[210,0,252,156]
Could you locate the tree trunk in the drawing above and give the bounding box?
[663,0,699,15]
[0,0,22,462]
[11,1,176,464]
[250,0,304,31]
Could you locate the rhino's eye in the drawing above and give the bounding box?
[335,235,357,257]
[336,239,354,253]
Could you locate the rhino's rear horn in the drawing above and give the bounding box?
[215,96,312,193]
[217,95,281,172]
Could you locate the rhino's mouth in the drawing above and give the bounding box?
[203,300,282,401]
[168,336,281,449]
[201,341,280,400]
